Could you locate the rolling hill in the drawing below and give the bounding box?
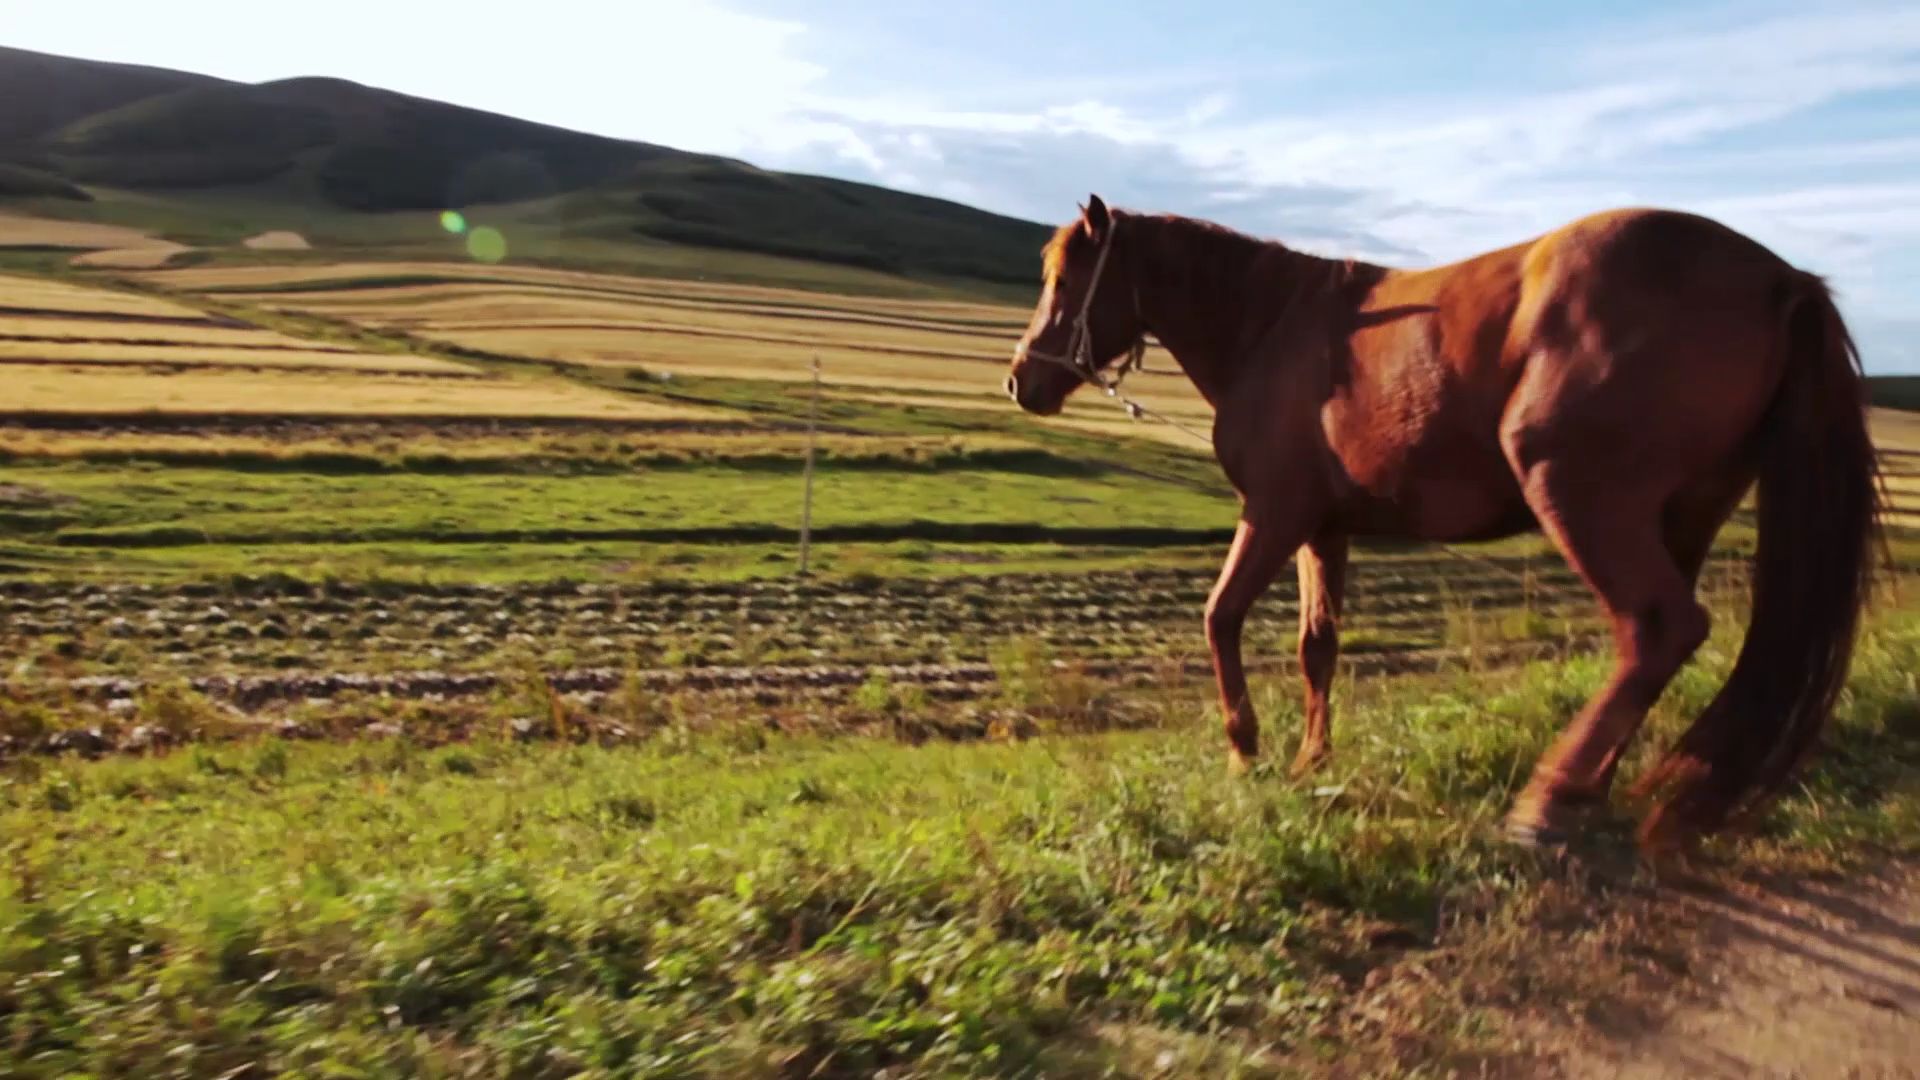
[1870,376,1920,412]
[0,46,226,147]
[0,47,1052,286]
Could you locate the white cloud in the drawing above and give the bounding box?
[1625,134,1920,176]
[1578,1,1920,76]
[10,0,1917,369]
[729,2,1920,369]
[1184,93,1232,126]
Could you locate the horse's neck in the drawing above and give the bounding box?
[1130,216,1359,406]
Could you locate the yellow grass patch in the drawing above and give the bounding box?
[0,317,340,349]
[0,212,167,251]
[1882,472,1920,498]
[243,231,311,250]
[243,291,1027,355]
[0,366,732,421]
[141,264,1211,436]
[1870,407,1920,454]
[378,306,1015,361]
[140,261,1028,323]
[0,341,473,375]
[0,273,210,319]
[233,280,1028,335]
[1869,408,1920,529]
[70,244,194,269]
[417,324,1201,407]
[419,325,1018,397]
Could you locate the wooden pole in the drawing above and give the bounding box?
[798,353,820,575]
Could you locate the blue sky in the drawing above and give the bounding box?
[12,0,1920,371]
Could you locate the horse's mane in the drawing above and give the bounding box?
[1041,221,1077,283]
[1130,213,1371,320]
[1040,210,1379,360]
[1043,210,1281,282]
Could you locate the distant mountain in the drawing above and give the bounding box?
[25,73,654,199]
[0,47,1051,285]
[1870,376,1920,412]
[0,46,226,146]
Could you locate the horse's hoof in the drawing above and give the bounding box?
[1227,748,1255,777]
[1504,785,1603,848]
[1633,808,1696,860]
[1289,747,1330,778]
[1504,814,1572,849]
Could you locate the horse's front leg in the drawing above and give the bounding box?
[1206,508,1316,775]
[1293,530,1348,775]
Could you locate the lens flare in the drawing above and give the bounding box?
[439,210,467,234]
[466,226,507,264]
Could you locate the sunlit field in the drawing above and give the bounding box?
[3,224,1918,1077]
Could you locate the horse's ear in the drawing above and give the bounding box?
[1083,194,1111,238]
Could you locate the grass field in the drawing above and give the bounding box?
[6,40,1917,1070]
[0,269,739,423]
[0,271,207,318]
[1,367,728,420]
[0,316,339,348]
[0,458,1231,550]
[4,604,1917,1077]
[0,340,473,374]
[0,210,173,252]
[2,234,1919,1077]
[128,259,1218,453]
[136,262,1029,318]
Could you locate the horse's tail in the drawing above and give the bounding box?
[1636,271,1884,847]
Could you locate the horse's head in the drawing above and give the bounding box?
[1004,194,1144,416]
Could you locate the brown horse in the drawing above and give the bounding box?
[1005,195,1882,849]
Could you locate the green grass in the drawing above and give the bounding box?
[0,458,1232,548]
[4,609,1917,1078]
[0,537,1233,586]
[0,433,1112,478]
[14,184,1042,303]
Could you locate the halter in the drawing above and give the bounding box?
[1018,223,1148,397]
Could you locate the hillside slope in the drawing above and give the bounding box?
[0,47,1051,286]
[0,46,225,146]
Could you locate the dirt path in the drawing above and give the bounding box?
[1561,862,1920,1079]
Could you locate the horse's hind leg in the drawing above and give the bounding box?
[1566,480,1751,796]
[1558,474,1753,794]
[1664,469,1755,588]
[1503,460,1709,845]
[1292,530,1348,775]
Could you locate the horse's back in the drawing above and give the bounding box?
[1501,207,1797,472]
[1325,207,1798,540]
[1516,207,1795,334]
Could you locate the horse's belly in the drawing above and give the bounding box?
[1334,458,1533,542]
[1419,487,1538,542]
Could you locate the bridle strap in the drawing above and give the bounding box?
[1019,223,1147,394]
